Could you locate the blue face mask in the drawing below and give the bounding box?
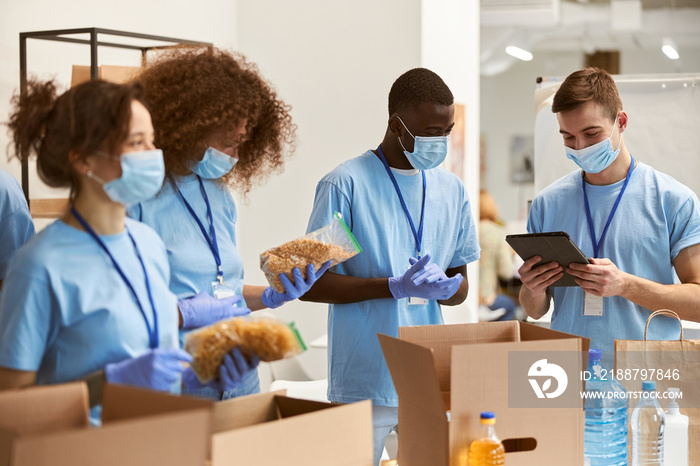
[565,117,621,174]
[189,147,239,179]
[89,149,165,207]
[396,116,450,171]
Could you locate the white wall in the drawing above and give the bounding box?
[0,0,239,195]
[480,51,584,224]
[480,47,700,226]
[234,0,423,381]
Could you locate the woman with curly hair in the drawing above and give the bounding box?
[129,47,329,400]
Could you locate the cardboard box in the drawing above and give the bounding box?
[70,64,139,87]
[379,321,589,466]
[0,382,210,466]
[102,384,374,465]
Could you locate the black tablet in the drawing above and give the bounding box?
[505,231,590,287]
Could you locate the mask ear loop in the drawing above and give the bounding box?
[395,116,415,153]
[610,115,622,152]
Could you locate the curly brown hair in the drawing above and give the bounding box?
[135,47,296,194]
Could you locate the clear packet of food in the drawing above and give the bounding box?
[260,211,362,293]
[185,315,304,384]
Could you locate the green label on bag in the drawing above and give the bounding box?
[288,322,307,352]
[334,211,363,253]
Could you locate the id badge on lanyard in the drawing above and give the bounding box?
[580,156,634,318]
[212,280,237,299]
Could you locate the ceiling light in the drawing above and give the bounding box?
[505,46,533,61]
[662,37,680,60]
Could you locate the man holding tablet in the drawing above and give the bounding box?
[519,67,700,352]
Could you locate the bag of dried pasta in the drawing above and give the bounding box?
[260,211,362,293]
[185,316,304,384]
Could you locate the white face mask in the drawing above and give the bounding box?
[564,116,621,174]
[396,116,449,171]
[88,149,165,206]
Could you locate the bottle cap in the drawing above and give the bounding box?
[667,388,680,413]
[480,412,496,425]
[588,349,601,361]
[642,380,656,391]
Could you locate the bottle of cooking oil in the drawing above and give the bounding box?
[468,412,505,465]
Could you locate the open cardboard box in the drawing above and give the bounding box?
[0,382,210,466]
[102,384,374,465]
[379,321,589,466]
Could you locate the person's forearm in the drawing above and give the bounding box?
[520,286,551,319]
[242,285,268,311]
[621,275,700,322]
[299,271,393,304]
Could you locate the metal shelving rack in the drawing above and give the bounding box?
[19,27,211,210]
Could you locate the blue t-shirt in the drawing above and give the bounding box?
[0,218,179,420]
[0,170,35,280]
[307,150,480,406]
[528,162,700,352]
[128,176,245,300]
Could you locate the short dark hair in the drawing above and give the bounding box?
[552,67,622,122]
[388,68,453,116]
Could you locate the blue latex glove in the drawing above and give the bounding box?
[181,347,261,392]
[388,254,464,301]
[410,258,449,285]
[105,348,192,391]
[178,291,251,330]
[261,260,332,309]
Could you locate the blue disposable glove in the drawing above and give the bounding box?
[388,254,464,301]
[181,347,261,392]
[105,348,192,391]
[178,291,251,330]
[410,258,449,285]
[261,260,332,309]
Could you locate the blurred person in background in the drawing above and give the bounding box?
[478,189,518,321]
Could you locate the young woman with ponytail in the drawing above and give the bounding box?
[0,79,253,422]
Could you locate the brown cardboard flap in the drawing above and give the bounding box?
[398,403,449,466]
[0,429,17,466]
[212,400,373,466]
[519,322,590,352]
[398,322,521,409]
[101,383,212,423]
[0,383,89,435]
[378,334,445,416]
[274,395,337,419]
[450,339,584,465]
[212,390,286,434]
[11,410,209,466]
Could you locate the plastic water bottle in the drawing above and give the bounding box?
[583,349,628,465]
[663,387,687,466]
[468,412,505,465]
[631,380,665,465]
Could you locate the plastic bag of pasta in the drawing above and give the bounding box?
[185,316,304,384]
[260,211,362,293]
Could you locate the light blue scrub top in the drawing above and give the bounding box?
[0,218,179,421]
[307,150,480,406]
[128,175,257,400]
[528,161,700,352]
[128,175,245,301]
[0,170,35,280]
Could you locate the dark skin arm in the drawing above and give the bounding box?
[299,264,468,306]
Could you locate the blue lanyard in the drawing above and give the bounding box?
[582,156,635,258]
[70,207,159,349]
[376,145,426,257]
[171,175,223,284]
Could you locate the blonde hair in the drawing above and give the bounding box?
[479,189,499,222]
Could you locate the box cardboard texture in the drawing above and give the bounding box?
[0,382,210,466]
[102,384,374,466]
[379,321,589,466]
[70,64,139,87]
